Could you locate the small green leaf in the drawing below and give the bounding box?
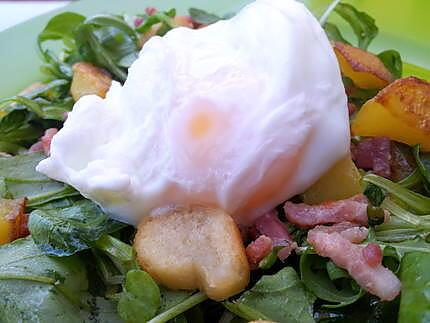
[378,50,403,79]
[398,252,430,323]
[29,200,124,257]
[118,270,161,323]
[334,3,378,50]
[300,253,363,308]
[364,174,430,214]
[364,183,386,207]
[188,8,221,25]
[323,22,350,44]
[136,9,177,35]
[413,145,430,189]
[225,267,315,323]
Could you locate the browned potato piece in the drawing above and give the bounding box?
[0,198,28,245]
[303,155,362,204]
[70,62,112,101]
[134,205,250,301]
[333,42,393,89]
[351,77,430,151]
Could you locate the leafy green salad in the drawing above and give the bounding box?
[0,1,429,323]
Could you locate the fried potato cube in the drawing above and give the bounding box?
[351,77,430,151]
[134,206,250,301]
[70,62,112,101]
[303,155,362,205]
[333,42,393,89]
[0,198,28,245]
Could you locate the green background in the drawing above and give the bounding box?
[0,0,428,98]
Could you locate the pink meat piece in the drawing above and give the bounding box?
[245,235,273,268]
[29,128,58,156]
[284,194,369,228]
[313,222,369,243]
[254,210,297,260]
[41,128,58,156]
[351,137,392,178]
[308,225,401,301]
[29,141,44,153]
[145,7,157,16]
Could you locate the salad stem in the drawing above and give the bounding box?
[319,0,341,26]
[148,292,208,323]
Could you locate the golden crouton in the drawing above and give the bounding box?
[134,205,250,301]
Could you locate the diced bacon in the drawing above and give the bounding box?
[145,7,157,16]
[362,243,383,267]
[41,128,58,156]
[29,128,58,156]
[348,102,357,116]
[312,222,369,243]
[254,210,297,260]
[308,226,401,301]
[284,194,369,228]
[351,137,391,178]
[134,17,144,27]
[390,143,416,182]
[29,141,44,153]
[245,235,273,268]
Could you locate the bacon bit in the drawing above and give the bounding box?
[362,243,383,267]
[29,141,44,153]
[29,128,58,156]
[0,198,29,244]
[134,17,144,27]
[284,194,369,228]
[348,102,357,116]
[313,222,369,243]
[145,7,157,16]
[253,210,297,261]
[41,128,58,156]
[308,225,401,301]
[351,137,392,178]
[246,235,273,268]
[390,143,416,181]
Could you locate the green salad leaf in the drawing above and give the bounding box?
[188,8,222,25]
[323,22,350,44]
[398,252,430,323]
[364,174,430,214]
[29,199,124,257]
[225,267,315,323]
[300,253,364,308]
[136,9,177,36]
[378,50,403,79]
[75,14,140,81]
[333,3,378,50]
[0,237,85,322]
[118,270,161,323]
[0,153,79,205]
[413,145,430,189]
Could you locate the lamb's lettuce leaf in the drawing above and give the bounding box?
[118,270,161,323]
[188,8,221,25]
[225,267,315,323]
[0,237,121,323]
[0,153,79,205]
[29,199,124,257]
[300,253,364,308]
[333,3,378,50]
[378,50,403,79]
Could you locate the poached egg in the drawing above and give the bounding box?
[37,0,350,225]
